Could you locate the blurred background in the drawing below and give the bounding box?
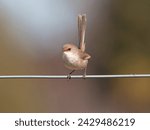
[0,0,150,112]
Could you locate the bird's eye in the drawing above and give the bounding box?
[67,48,71,51]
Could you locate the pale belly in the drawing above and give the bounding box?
[63,52,88,70]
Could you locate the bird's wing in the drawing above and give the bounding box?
[78,14,87,52]
[80,52,91,60]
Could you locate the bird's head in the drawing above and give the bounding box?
[63,43,77,52]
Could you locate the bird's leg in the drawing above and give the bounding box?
[83,67,87,79]
[67,70,75,79]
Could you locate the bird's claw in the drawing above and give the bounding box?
[83,74,86,79]
[67,74,71,79]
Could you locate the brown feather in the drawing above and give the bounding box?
[78,14,86,52]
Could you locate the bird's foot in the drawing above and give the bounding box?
[67,74,71,80]
[67,70,75,80]
[82,74,86,79]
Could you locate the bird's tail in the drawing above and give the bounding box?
[78,14,87,52]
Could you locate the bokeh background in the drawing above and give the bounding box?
[0,0,150,112]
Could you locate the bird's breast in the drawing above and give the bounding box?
[63,51,79,64]
[63,51,88,70]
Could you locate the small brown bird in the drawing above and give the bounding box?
[62,14,91,78]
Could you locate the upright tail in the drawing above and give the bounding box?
[78,14,87,52]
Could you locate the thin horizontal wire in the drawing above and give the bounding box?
[0,74,150,79]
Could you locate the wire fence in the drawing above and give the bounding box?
[0,74,150,79]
